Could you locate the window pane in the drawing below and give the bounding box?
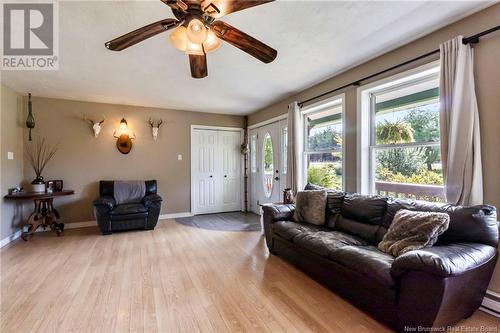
[282,127,288,174]
[306,152,342,190]
[263,133,273,198]
[250,134,257,173]
[374,146,444,201]
[306,106,342,151]
[375,84,440,145]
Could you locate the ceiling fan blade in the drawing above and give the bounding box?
[211,21,277,63]
[203,0,274,18]
[160,0,188,11]
[105,18,180,51]
[189,54,208,78]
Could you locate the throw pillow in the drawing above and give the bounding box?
[378,209,450,257]
[293,190,327,225]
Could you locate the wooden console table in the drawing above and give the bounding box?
[4,190,75,241]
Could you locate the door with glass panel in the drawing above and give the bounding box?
[249,120,287,214]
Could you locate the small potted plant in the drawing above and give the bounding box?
[25,137,58,193]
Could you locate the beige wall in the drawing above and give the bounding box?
[1,85,24,239]
[18,97,244,224]
[248,4,500,292]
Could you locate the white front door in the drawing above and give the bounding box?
[249,119,287,214]
[192,129,241,215]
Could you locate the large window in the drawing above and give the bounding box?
[361,64,444,201]
[302,96,344,190]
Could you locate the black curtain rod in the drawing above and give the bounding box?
[298,24,500,107]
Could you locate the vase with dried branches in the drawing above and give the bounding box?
[25,137,58,192]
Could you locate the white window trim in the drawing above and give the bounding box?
[300,93,346,190]
[356,61,440,195]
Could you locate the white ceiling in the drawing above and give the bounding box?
[1,1,491,115]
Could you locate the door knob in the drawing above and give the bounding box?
[224,175,227,178]
[274,177,280,181]
[209,175,213,178]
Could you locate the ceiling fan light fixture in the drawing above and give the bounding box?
[169,25,188,51]
[185,41,205,56]
[186,18,208,44]
[203,30,221,53]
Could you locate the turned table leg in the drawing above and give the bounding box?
[21,200,44,241]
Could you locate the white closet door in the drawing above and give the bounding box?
[192,129,219,214]
[192,129,242,215]
[220,131,241,212]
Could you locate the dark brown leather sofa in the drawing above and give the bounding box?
[262,189,498,332]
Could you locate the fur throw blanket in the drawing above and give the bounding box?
[378,209,450,257]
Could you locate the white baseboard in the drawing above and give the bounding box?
[0,213,192,249]
[481,290,500,318]
[0,230,23,248]
[159,212,193,219]
[0,220,97,249]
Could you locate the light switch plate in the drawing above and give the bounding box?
[7,152,14,160]
[177,154,182,161]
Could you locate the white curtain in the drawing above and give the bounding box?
[287,102,303,194]
[439,36,483,205]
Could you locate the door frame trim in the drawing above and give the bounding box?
[248,114,287,130]
[190,125,245,215]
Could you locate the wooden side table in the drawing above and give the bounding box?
[4,190,75,241]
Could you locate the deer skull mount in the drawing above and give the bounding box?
[149,118,163,141]
[84,115,105,138]
[113,118,136,154]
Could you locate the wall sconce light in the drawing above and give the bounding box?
[113,118,136,154]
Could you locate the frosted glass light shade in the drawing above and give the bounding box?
[185,42,205,56]
[187,19,208,44]
[169,26,188,51]
[170,25,221,55]
[203,30,221,54]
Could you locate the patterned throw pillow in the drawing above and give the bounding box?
[293,190,328,225]
[378,209,450,257]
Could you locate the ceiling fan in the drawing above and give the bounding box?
[105,0,277,79]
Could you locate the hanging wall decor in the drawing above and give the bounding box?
[26,93,35,141]
[83,114,105,138]
[148,118,163,141]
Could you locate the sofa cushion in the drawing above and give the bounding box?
[329,246,395,288]
[111,203,148,215]
[378,209,450,257]
[335,194,388,244]
[293,231,368,257]
[303,184,345,229]
[341,194,388,225]
[325,191,345,229]
[293,190,328,225]
[382,199,498,248]
[272,221,328,241]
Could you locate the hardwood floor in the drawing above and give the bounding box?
[1,219,498,332]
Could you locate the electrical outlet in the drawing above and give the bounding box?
[178,154,182,161]
[7,152,14,160]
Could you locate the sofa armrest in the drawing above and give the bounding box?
[92,196,116,210]
[262,204,295,223]
[143,194,162,208]
[391,243,497,278]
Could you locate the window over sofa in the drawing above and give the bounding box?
[301,94,345,191]
[358,62,444,201]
